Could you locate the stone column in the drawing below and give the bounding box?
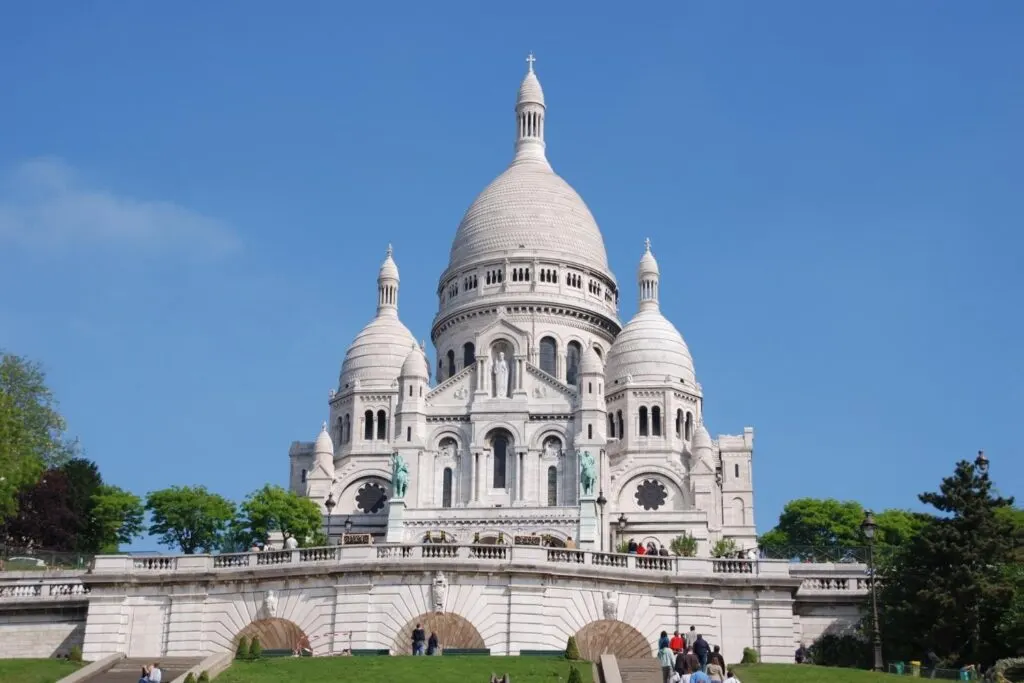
[471,453,478,503]
[518,450,526,501]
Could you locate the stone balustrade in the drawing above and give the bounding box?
[0,575,91,602]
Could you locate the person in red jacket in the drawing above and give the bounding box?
[669,631,684,653]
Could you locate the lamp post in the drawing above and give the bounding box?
[344,517,353,544]
[596,490,607,552]
[861,510,883,671]
[617,513,628,552]
[324,493,336,545]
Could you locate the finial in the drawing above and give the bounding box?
[321,421,327,432]
[644,237,651,253]
[526,52,536,73]
[386,243,393,258]
[420,339,427,351]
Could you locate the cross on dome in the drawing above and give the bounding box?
[386,243,393,258]
[526,52,536,73]
[644,237,651,252]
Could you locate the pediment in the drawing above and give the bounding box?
[523,363,576,408]
[474,316,530,356]
[426,364,475,406]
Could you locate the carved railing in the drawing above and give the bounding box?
[0,579,90,602]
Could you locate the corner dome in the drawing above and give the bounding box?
[580,343,603,376]
[400,343,429,379]
[693,421,713,451]
[339,316,417,391]
[314,422,334,456]
[605,310,696,387]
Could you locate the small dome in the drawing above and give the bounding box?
[693,421,712,451]
[580,344,603,376]
[638,238,659,276]
[605,310,695,387]
[339,315,417,391]
[400,343,429,379]
[379,244,399,282]
[314,421,334,456]
[517,70,544,107]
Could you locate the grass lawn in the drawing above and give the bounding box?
[0,659,84,683]
[733,663,901,682]
[217,656,594,683]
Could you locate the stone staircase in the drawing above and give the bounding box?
[615,658,664,683]
[86,657,203,682]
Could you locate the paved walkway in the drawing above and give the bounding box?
[86,657,202,683]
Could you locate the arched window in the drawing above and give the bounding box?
[734,463,740,479]
[300,468,307,483]
[617,411,624,439]
[437,358,443,379]
[608,414,615,438]
[446,350,456,378]
[587,423,593,439]
[406,426,411,442]
[364,410,374,440]
[675,409,682,438]
[409,384,413,397]
[588,381,593,394]
[463,342,475,368]
[593,346,602,361]
[566,341,582,386]
[539,336,557,376]
[639,406,649,436]
[343,414,351,444]
[376,409,387,441]
[337,416,344,444]
[442,468,453,508]
[492,433,509,489]
[685,412,693,440]
[547,466,558,506]
[652,406,662,436]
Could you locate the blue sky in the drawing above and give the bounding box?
[1,2,1021,549]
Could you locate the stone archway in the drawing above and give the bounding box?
[235,618,310,652]
[393,613,485,654]
[574,619,651,660]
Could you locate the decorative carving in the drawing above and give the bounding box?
[602,590,618,620]
[494,352,510,398]
[328,389,336,399]
[635,479,668,511]
[390,452,409,499]
[533,385,547,398]
[453,386,468,400]
[263,590,278,618]
[431,571,449,612]
[579,450,596,497]
[356,482,388,513]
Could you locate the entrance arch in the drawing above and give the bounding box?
[234,618,310,652]
[573,619,651,660]
[393,612,485,654]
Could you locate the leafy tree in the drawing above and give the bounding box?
[0,469,79,549]
[878,458,1018,666]
[91,485,144,552]
[59,458,103,552]
[0,353,77,522]
[565,635,580,660]
[146,486,235,554]
[235,637,249,660]
[237,485,323,547]
[249,636,262,659]
[670,533,698,557]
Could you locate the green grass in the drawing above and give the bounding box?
[733,663,901,682]
[0,659,84,683]
[217,656,593,683]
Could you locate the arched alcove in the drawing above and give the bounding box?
[573,619,651,660]
[393,612,486,654]
[234,618,310,652]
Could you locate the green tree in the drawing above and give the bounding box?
[146,486,236,554]
[878,458,1018,666]
[91,485,144,552]
[670,533,698,557]
[59,458,103,552]
[0,353,77,522]
[237,484,323,547]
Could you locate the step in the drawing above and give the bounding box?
[615,658,664,683]
[88,657,204,683]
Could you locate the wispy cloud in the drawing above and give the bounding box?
[0,158,240,256]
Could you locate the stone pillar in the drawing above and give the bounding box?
[332,580,373,653]
[470,453,478,503]
[755,591,797,663]
[165,592,207,656]
[518,450,526,502]
[385,499,407,543]
[506,578,546,654]
[81,595,127,661]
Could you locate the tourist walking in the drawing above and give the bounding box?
[427,632,439,655]
[658,644,675,683]
[725,671,741,682]
[706,658,724,681]
[669,630,684,653]
[411,623,426,655]
[659,631,671,649]
[709,645,725,670]
[693,634,710,670]
[685,626,697,650]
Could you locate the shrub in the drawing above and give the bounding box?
[567,664,583,683]
[236,636,249,659]
[249,636,263,659]
[197,672,210,683]
[68,646,83,662]
[741,647,759,664]
[670,533,698,557]
[183,674,196,683]
[616,540,630,553]
[710,538,738,558]
[810,632,871,669]
[565,635,581,660]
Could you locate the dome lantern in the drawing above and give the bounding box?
[638,238,660,312]
[514,53,547,164]
[377,244,400,316]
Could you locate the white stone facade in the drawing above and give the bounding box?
[288,58,756,554]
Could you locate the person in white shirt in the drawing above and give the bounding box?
[284,535,299,550]
[149,663,162,683]
[725,671,740,682]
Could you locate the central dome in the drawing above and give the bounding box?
[446,158,610,274]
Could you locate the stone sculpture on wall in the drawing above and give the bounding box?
[391,452,409,499]
[602,590,618,620]
[579,450,596,497]
[494,352,510,398]
[263,590,278,618]
[431,571,449,612]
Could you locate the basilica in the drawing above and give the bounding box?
[288,58,757,556]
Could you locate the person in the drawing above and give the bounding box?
[412,623,426,655]
[682,645,700,675]
[659,631,671,649]
[690,669,711,683]
[647,541,659,555]
[725,671,741,682]
[637,543,647,556]
[709,645,725,670]
[669,630,684,653]
[149,663,162,683]
[284,535,298,550]
[795,643,808,664]
[685,626,697,650]
[927,650,940,679]
[658,645,675,683]
[137,666,150,683]
[693,634,710,670]
[628,539,638,554]
[565,536,577,549]
[659,545,670,557]
[426,632,439,655]
[706,659,724,681]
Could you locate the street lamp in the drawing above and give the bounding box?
[324,493,336,545]
[861,510,883,671]
[975,450,989,474]
[617,513,628,552]
[344,517,353,543]
[596,490,607,552]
